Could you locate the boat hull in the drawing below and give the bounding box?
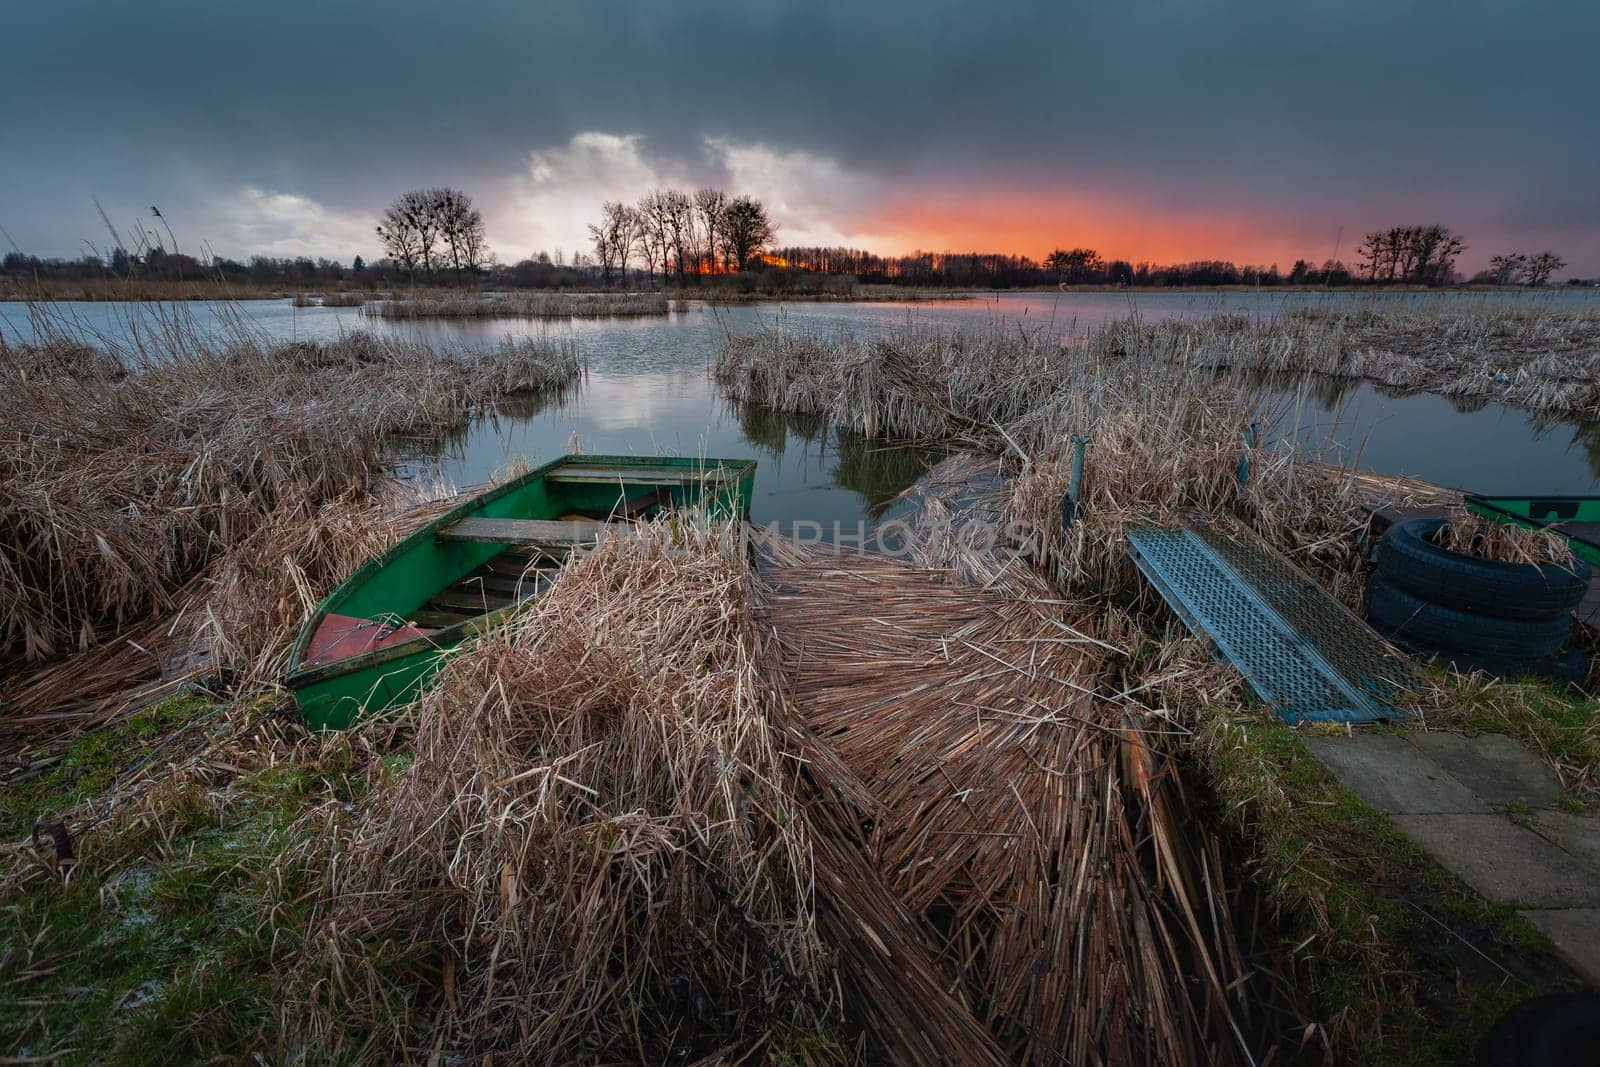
[285,454,756,728]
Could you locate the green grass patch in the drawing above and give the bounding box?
[1,696,212,839]
[0,697,361,1062]
[1199,710,1580,1065]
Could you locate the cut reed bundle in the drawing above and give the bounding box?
[291,525,841,1061]
[0,329,578,663]
[716,324,1068,442]
[760,544,1256,1064]
[317,292,366,307]
[0,339,125,383]
[364,291,668,319]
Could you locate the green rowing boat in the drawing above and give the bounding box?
[284,454,756,728]
[1465,494,1600,567]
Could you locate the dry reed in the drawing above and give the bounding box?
[759,538,1257,1064]
[290,524,842,1061]
[1434,508,1578,566]
[1,339,125,382]
[1132,302,1600,418]
[0,329,578,663]
[365,291,669,319]
[0,484,462,760]
[716,321,1372,605]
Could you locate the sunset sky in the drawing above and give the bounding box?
[3,1,1597,275]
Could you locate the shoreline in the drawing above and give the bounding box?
[6,281,1597,303]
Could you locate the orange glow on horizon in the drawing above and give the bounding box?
[841,186,1340,268]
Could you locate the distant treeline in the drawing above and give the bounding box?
[767,248,1363,287]
[3,219,1584,293]
[0,248,1359,290]
[0,248,604,292]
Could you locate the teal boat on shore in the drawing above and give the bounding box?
[1465,494,1600,567]
[284,454,756,729]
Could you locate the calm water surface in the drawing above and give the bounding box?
[7,291,1599,533]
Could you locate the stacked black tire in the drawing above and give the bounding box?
[1366,517,1592,686]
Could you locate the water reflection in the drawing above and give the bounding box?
[8,293,1600,505]
[730,401,940,518]
[1254,370,1600,493]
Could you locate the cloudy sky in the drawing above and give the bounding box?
[3,1,1597,274]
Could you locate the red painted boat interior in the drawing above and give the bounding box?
[305,613,436,667]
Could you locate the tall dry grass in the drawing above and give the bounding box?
[715,320,1370,604]
[0,484,462,755]
[0,329,579,663]
[288,525,844,1061]
[1434,508,1578,566]
[1137,302,1600,418]
[365,291,669,319]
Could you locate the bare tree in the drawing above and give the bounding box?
[1044,248,1104,284]
[588,201,636,285]
[587,219,616,283]
[660,189,694,281]
[615,204,636,283]
[377,188,488,277]
[636,190,673,284]
[694,187,728,273]
[720,196,776,272]
[376,190,438,277]
[1524,251,1567,286]
[1357,225,1464,285]
[1488,253,1528,285]
[435,188,489,272]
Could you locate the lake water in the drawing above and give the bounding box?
[7,291,1600,534]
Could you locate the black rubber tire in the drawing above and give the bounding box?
[1377,625,1590,688]
[1478,991,1600,1066]
[1376,517,1591,620]
[1432,645,1590,689]
[1365,575,1572,658]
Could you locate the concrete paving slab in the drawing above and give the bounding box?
[1529,809,1600,873]
[1409,732,1564,809]
[1519,909,1600,985]
[1393,814,1600,908]
[1302,733,1487,814]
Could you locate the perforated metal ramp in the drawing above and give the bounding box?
[1127,524,1420,723]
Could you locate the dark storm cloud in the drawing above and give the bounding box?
[3,0,1597,269]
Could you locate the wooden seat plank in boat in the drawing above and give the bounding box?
[547,466,734,486]
[621,486,672,518]
[462,573,524,596]
[437,517,628,546]
[415,564,556,622]
[427,588,505,613]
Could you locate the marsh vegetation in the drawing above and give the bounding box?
[363,290,669,319]
[3,294,1598,1064]
[0,328,579,664]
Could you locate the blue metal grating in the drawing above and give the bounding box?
[1127,524,1419,723]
